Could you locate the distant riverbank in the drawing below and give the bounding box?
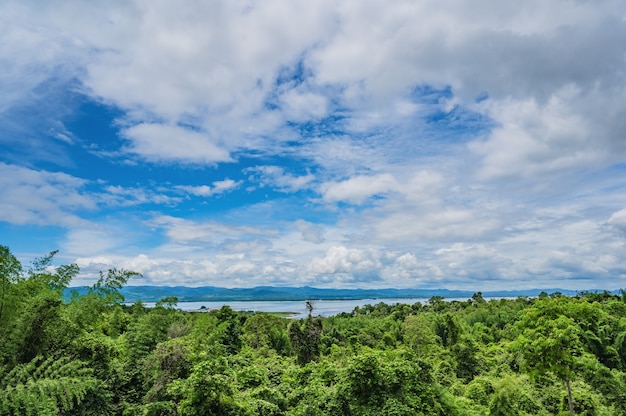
[83,284,591,303]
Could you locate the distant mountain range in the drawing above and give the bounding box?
[65,285,608,303]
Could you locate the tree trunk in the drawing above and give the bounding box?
[566,376,574,415]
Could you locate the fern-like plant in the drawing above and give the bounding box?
[0,355,97,415]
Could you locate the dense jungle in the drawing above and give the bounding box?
[2,245,626,415]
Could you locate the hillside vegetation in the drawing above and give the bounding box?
[2,245,626,415]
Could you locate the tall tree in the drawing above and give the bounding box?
[513,298,582,415]
[403,314,436,359]
[289,303,322,365]
[0,245,22,332]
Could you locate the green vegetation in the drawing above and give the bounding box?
[2,245,626,415]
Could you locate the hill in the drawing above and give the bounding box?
[66,285,587,302]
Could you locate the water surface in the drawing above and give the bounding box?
[142,298,473,318]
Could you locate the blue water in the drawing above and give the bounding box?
[142,298,478,318]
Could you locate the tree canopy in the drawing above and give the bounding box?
[1,244,626,415]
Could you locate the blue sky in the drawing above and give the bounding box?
[2,0,626,290]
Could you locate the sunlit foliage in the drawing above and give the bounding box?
[1,245,625,415]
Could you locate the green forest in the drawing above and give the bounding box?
[2,245,626,415]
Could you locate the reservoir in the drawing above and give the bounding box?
[140,297,482,318]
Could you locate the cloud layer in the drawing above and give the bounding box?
[1,0,626,290]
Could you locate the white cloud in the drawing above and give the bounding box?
[63,227,126,257]
[177,178,241,197]
[3,0,626,290]
[321,173,398,204]
[279,89,328,122]
[320,170,444,205]
[303,137,388,177]
[469,85,621,180]
[4,0,623,178]
[373,208,499,244]
[73,0,340,160]
[307,1,624,101]
[0,2,85,113]
[607,208,626,234]
[75,254,221,286]
[212,178,240,193]
[0,163,94,226]
[101,185,181,206]
[149,215,275,244]
[224,261,256,277]
[221,239,273,257]
[122,123,232,164]
[308,246,382,278]
[294,220,326,244]
[60,198,626,288]
[246,165,315,192]
[0,163,188,228]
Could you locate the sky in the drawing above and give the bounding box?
[1,0,626,290]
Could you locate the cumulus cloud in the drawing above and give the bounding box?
[75,253,221,286]
[320,173,398,204]
[3,0,626,289]
[62,200,626,288]
[121,123,232,164]
[306,1,626,184]
[5,0,624,176]
[76,0,340,159]
[309,246,382,276]
[319,170,445,205]
[469,86,623,180]
[383,253,445,287]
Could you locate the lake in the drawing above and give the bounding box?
[141,297,481,318]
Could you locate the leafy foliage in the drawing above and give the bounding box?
[0,356,97,415]
[2,244,626,415]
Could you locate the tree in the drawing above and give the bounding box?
[512,298,583,415]
[89,268,141,306]
[0,355,97,415]
[434,313,460,347]
[403,314,436,359]
[155,296,179,309]
[0,245,22,332]
[13,291,77,363]
[242,313,291,355]
[143,338,192,407]
[289,320,322,365]
[428,295,446,312]
[289,306,322,364]
[214,306,244,354]
[341,349,459,415]
[471,292,486,305]
[488,375,542,416]
[27,250,78,291]
[1,248,82,365]
[452,336,481,382]
[168,358,242,416]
